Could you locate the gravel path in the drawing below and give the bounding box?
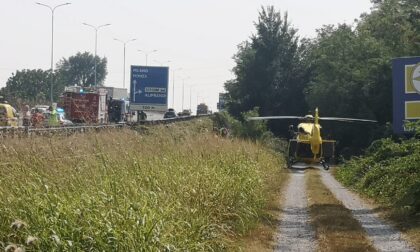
[275,171,317,252]
[320,171,415,252]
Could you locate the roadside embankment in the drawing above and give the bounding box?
[0,118,285,251]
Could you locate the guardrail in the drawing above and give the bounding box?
[0,114,211,138]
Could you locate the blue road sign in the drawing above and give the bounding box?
[130,66,169,111]
[392,57,420,134]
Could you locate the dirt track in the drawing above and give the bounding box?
[275,171,317,252]
[276,169,415,252]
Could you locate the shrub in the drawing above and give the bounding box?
[336,135,420,214]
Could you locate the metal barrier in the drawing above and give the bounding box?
[0,114,211,138]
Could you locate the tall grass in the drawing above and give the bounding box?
[0,118,284,251]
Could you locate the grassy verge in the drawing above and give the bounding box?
[0,118,285,251]
[236,167,289,252]
[335,137,420,249]
[306,169,376,252]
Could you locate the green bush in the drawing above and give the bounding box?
[336,134,420,213]
[212,108,268,140]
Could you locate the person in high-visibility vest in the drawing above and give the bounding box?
[48,106,59,127]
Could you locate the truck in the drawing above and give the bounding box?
[60,86,108,124]
[103,87,128,100]
[108,99,129,123]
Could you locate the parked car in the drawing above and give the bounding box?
[31,105,49,114]
[0,103,18,127]
[164,110,177,119]
[57,108,73,126]
[178,109,191,117]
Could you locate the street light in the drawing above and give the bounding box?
[181,76,190,111]
[138,49,157,66]
[154,60,171,66]
[114,38,137,88]
[189,85,194,110]
[83,23,111,86]
[36,1,71,103]
[171,67,182,108]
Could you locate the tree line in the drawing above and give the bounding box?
[224,0,420,152]
[0,52,107,106]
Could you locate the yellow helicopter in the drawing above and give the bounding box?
[249,108,377,170]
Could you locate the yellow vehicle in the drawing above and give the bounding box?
[0,103,18,127]
[249,108,377,170]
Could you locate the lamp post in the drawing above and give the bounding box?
[189,85,194,110]
[36,1,71,103]
[181,76,190,111]
[83,23,110,87]
[138,50,157,66]
[154,60,171,66]
[171,67,182,108]
[114,38,136,88]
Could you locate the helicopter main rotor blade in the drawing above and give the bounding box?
[247,116,303,120]
[319,117,377,123]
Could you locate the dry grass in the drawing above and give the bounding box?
[236,167,289,252]
[0,118,285,251]
[306,169,376,252]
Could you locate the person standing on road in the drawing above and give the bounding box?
[48,106,59,127]
[22,105,31,127]
[31,109,45,128]
[139,110,147,121]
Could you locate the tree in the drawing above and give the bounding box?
[0,69,51,106]
[55,52,107,87]
[303,0,420,152]
[225,6,309,121]
[359,0,420,56]
[303,24,390,152]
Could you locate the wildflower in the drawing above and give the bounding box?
[26,236,38,246]
[10,220,27,230]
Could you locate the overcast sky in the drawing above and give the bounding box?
[0,0,372,112]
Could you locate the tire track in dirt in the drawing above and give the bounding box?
[275,171,317,252]
[320,171,415,252]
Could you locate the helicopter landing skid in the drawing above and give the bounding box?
[290,162,330,170]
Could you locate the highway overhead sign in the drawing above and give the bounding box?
[130,66,169,112]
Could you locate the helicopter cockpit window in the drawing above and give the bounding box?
[298,127,309,134]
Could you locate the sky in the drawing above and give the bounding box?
[0,0,373,112]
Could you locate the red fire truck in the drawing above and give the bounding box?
[60,86,108,124]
